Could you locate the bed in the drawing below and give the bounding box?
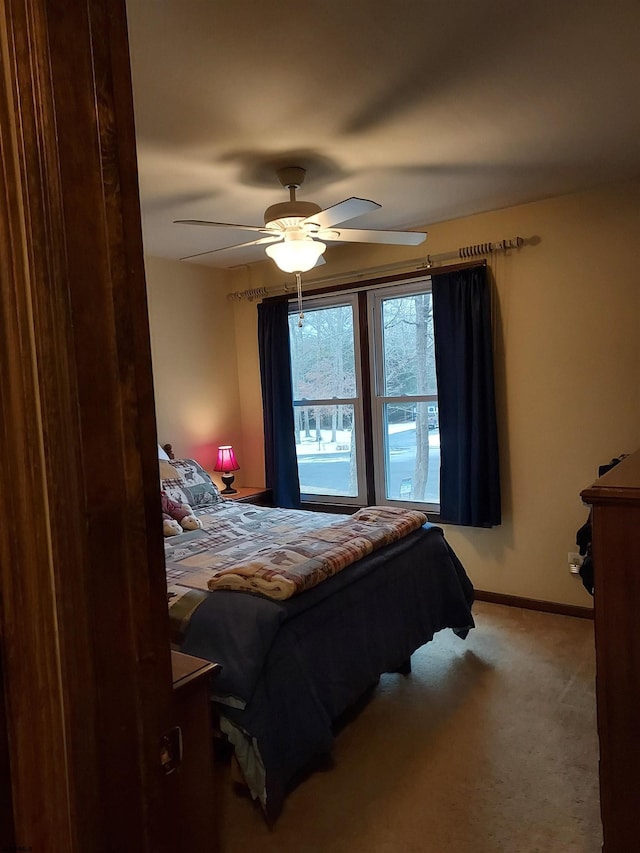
[161,455,474,818]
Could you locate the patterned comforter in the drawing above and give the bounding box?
[166,501,427,604]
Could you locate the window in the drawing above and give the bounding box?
[370,281,439,507]
[288,276,440,511]
[288,297,366,504]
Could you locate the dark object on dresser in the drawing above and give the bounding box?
[576,456,625,595]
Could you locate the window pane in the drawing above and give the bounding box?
[289,305,356,400]
[382,401,439,504]
[381,291,437,396]
[295,404,358,497]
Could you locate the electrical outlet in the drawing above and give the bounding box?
[568,552,583,574]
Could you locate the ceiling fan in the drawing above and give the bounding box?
[175,166,427,273]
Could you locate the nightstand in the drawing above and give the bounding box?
[222,486,272,506]
[171,651,221,852]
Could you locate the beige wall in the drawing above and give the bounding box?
[144,255,243,487]
[229,179,640,606]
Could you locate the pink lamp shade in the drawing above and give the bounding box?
[214,445,239,473]
[214,445,240,494]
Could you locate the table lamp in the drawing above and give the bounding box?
[214,445,240,494]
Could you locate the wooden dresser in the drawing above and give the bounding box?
[581,450,640,852]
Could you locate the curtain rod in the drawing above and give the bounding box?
[228,236,526,302]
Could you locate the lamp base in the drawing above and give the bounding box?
[220,473,237,495]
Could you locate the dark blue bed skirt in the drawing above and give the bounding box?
[181,522,474,817]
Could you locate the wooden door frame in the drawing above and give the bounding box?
[0,1,177,849]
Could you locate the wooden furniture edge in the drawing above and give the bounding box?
[581,487,640,506]
[171,651,220,691]
[581,451,640,506]
[579,447,640,851]
[220,486,270,499]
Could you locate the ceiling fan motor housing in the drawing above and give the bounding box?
[264,201,322,229]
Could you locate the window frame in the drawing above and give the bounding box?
[368,279,440,513]
[287,271,441,513]
[289,293,368,506]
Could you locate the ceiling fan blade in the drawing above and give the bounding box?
[318,228,427,246]
[302,197,381,230]
[175,218,273,234]
[179,234,281,261]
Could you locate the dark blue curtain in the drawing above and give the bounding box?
[432,265,501,527]
[257,301,301,509]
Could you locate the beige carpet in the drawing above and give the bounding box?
[215,601,601,852]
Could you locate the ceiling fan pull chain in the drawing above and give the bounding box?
[296,272,304,326]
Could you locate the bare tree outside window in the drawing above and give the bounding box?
[289,304,360,498]
[380,291,437,502]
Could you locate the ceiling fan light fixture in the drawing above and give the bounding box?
[265,235,326,273]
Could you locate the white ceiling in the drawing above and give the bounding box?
[126,0,640,269]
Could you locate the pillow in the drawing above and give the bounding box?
[166,458,223,507]
[160,477,191,507]
[159,459,180,480]
[158,444,171,461]
[158,459,190,504]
